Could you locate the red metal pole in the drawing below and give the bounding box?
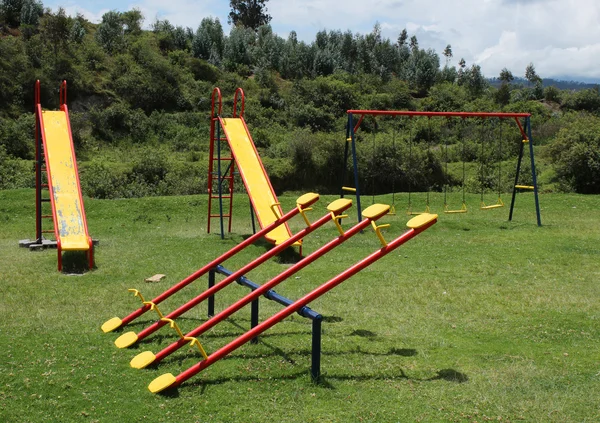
[34,81,42,243]
[145,207,384,366]
[233,88,245,118]
[513,117,528,140]
[151,214,437,392]
[117,199,351,346]
[346,110,531,119]
[105,194,319,331]
[207,88,222,234]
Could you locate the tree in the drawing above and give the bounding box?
[69,18,85,43]
[192,17,224,62]
[397,29,408,46]
[40,7,70,57]
[499,67,514,84]
[525,62,541,85]
[228,0,271,30]
[222,25,255,74]
[20,0,42,26]
[95,11,125,54]
[406,48,440,95]
[458,64,487,97]
[496,68,514,106]
[121,8,143,35]
[442,44,452,65]
[409,35,418,52]
[1,0,24,27]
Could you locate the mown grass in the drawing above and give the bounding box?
[1,189,599,422]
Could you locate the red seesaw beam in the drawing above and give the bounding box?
[114,197,354,349]
[101,192,320,334]
[131,203,391,369]
[147,211,438,393]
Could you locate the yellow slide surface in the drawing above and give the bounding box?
[42,111,89,251]
[221,118,295,245]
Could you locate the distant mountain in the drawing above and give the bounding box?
[488,77,599,91]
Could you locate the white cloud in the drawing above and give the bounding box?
[44,0,600,82]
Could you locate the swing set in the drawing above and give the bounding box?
[340,110,542,226]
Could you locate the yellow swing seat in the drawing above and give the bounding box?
[480,197,504,210]
[406,204,430,216]
[444,202,467,214]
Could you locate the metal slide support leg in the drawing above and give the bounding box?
[250,297,259,344]
[527,118,542,226]
[508,128,525,222]
[208,270,215,317]
[311,316,322,381]
[249,201,256,235]
[35,111,43,244]
[217,122,225,239]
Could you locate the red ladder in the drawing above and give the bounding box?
[206,88,235,237]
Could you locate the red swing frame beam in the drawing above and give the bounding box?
[348,110,530,140]
[102,193,320,333]
[149,212,438,393]
[114,198,353,348]
[133,203,388,369]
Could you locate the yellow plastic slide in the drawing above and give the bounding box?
[220,118,296,245]
[41,110,91,251]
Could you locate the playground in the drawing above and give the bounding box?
[0,83,598,421]
[1,187,599,421]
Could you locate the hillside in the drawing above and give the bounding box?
[1,6,600,195]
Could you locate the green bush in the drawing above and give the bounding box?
[0,114,35,159]
[547,113,600,193]
[80,160,128,199]
[562,88,600,113]
[0,145,34,189]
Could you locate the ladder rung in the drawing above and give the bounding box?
[515,185,535,190]
[41,198,51,202]
[210,195,232,199]
[209,214,231,218]
[42,215,53,218]
[42,230,54,233]
[342,186,356,193]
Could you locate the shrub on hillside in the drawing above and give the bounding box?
[562,88,600,113]
[0,145,34,189]
[547,113,600,193]
[80,160,128,199]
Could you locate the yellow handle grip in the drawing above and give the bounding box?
[297,205,313,227]
[185,337,209,360]
[143,301,164,319]
[160,317,184,338]
[128,289,146,303]
[371,221,390,247]
[331,213,348,236]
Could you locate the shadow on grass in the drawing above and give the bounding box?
[239,234,302,264]
[159,365,468,396]
[62,250,91,274]
[427,368,469,383]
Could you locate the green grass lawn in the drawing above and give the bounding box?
[1,189,599,422]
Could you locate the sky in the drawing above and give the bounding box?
[45,0,600,83]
